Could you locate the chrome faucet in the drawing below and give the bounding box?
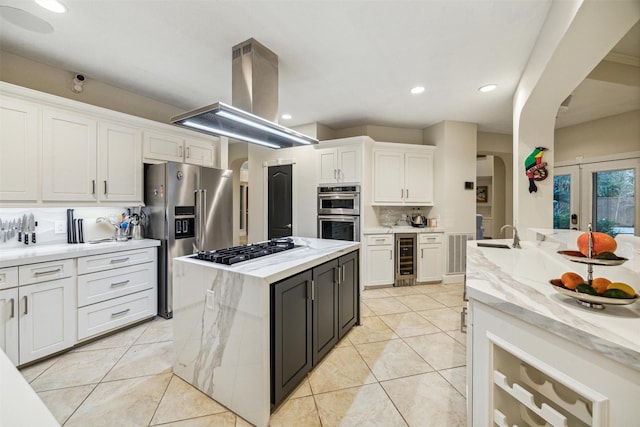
[500,224,521,249]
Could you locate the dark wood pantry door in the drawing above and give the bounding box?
[268,164,292,239]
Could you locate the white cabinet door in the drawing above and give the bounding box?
[184,137,216,167]
[42,109,97,201]
[0,98,38,201]
[143,131,184,163]
[404,151,433,205]
[317,148,339,184]
[417,243,442,282]
[0,288,19,365]
[98,121,143,202]
[373,150,404,203]
[364,235,395,287]
[337,146,360,183]
[18,278,76,364]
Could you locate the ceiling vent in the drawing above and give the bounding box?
[171,38,318,149]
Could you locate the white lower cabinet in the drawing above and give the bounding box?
[18,278,76,365]
[0,287,19,365]
[77,247,156,341]
[417,233,443,282]
[364,234,394,286]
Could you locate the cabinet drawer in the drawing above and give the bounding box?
[0,267,18,290]
[365,234,393,246]
[77,289,156,340]
[77,263,155,307]
[18,259,75,285]
[77,247,155,275]
[419,233,443,244]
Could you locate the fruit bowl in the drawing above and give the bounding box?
[549,279,638,308]
[557,250,628,266]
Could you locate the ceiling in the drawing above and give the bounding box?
[0,1,638,135]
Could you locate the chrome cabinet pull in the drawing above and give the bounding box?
[34,268,62,276]
[421,248,424,259]
[334,169,337,179]
[111,308,130,317]
[9,298,15,318]
[110,257,130,264]
[92,180,96,195]
[401,189,403,198]
[311,280,315,301]
[375,238,385,242]
[342,265,345,283]
[186,146,191,158]
[460,307,467,333]
[406,189,409,198]
[23,295,28,315]
[104,180,108,195]
[389,249,392,260]
[110,280,130,287]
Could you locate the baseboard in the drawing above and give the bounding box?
[443,274,465,284]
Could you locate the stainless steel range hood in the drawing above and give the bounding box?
[171,38,318,149]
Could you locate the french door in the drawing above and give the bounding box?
[554,158,638,236]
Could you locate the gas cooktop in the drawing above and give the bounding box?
[194,238,297,265]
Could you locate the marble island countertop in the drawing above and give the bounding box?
[0,239,160,268]
[175,236,359,284]
[467,237,640,371]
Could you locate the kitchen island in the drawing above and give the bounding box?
[466,236,639,426]
[172,237,360,427]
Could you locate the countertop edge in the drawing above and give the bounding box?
[0,239,161,268]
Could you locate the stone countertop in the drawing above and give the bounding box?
[466,238,640,371]
[363,226,445,234]
[0,239,160,268]
[175,236,360,284]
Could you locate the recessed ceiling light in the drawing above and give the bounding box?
[410,86,425,94]
[478,84,497,93]
[281,114,292,120]
[34,0,66,13]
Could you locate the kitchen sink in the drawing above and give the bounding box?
[477,242,511,249]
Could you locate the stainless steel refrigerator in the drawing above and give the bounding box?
[145,162,233,318]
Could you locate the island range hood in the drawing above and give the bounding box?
[171,38,318,149]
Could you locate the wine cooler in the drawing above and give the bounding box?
[395,233,416,286]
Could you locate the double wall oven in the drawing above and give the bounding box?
[317,185,360,242]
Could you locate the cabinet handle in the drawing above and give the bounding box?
[401,189,403,198]
[110,257,130,264]
[23,295,28,315]
[338,169,342,180]
[460,307,467,333]
[406,189,409,198]
[389,250,392,260]
[421,248,424,259]
[375,238,385,242]
[34,268,62,276]
[92,180,96,195]
[104,180,108,195]
[334,169,337,179]
[311,280,315,301]
[9,298,15,318]
[110,280,130,287]
[342,265,346,283]
[111,308,130,317]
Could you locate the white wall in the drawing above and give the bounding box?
[555,110,640,162]
[424,121,477,235]
[477,132,514,233]
[336,125,423,145]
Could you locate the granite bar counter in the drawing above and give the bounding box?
[172,237,360,427]
[466,237,640,426]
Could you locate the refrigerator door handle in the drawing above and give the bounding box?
[194,189,202,252]
[200,189,207,250]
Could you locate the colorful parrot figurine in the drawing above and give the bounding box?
[524,147,548,193]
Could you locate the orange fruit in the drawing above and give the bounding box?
[577,232,617,257]
[591,277,611,295]
[561,272,585,290]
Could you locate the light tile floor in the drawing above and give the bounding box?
[20,283,467,426]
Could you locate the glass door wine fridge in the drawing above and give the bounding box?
[395,233,416,286]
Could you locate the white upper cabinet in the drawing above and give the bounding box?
[317,145,361,184]
[98,122,143,203]
[143,132,217,167]
[373,144,434,206]
[0,98,38,201]
[42,108,98,201]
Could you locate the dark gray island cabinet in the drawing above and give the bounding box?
[272,250,358,405]
[173,237,360,427]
